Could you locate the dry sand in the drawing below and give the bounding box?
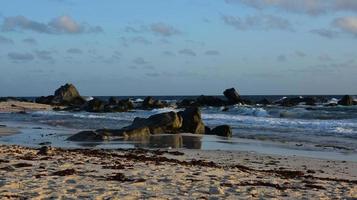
[0,145,356,199]
[0,101,54,113]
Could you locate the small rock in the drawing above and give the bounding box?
[209,186,224,195]
[37,146,54,156]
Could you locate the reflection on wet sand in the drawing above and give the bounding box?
[136,134,203,149]
[73,134,203,149]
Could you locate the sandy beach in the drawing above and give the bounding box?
[0,144,356,199]
[0,101,54,113]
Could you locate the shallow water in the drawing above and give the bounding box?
[1,96,357,161]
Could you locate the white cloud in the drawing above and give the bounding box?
[0,35,14,45]
[2,15,103,34]
[225,0,357,15]
[8,52,34,62]
[333,16,357,35]
[150,23,180,37]
[178,49,197,56]
[222,14,293,31]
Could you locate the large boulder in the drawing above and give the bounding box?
[210,125,232,137]
[52,83,84,105]
[178,107,205,134]
[67,131,109,141]
[223,88,241,104]
[98,111,183,137]
[137,111,183,134]
[338,95,355,106]
[35,83,85,106]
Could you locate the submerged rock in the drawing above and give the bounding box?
[97,127,151,140]
[67,131,109,141]
[210,125,232,137]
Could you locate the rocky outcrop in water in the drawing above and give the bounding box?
[67,107,232,142]
[67,131,110,141]
[275,97,317,107]
[209,125,232,137]
[35,83,85,106]
[142,96,168,109]
[338,95,356,106]
[178,107,205,134]
[223,88,242,105]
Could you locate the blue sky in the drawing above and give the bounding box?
[0,0,357,96]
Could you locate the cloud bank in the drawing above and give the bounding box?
[1,15,103,34]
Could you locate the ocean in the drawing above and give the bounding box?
[1,95,357,161]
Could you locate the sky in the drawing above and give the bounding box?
[0,0,357,96]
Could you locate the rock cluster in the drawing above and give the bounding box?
[67,107,232,142]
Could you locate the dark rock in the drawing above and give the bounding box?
[105,99,134,112]
[13,163,33,168]
[177,99,196,108]
[131,111,183,134]
[142,96,166,109]
[35,95,54,104]
[95,111,182,139]
[223,88,241,104]
[37,146,54,156]
[276,97,316,107]
[108,97,120,105]
[178,107,205,134]
[38,142,51,146]
[304,97,317,106]
[211,125,232,137]
[53,83,82,104]
[35,83,85,106]
[0,97,30,102]
[338,95,355,106]
[222,107,229,112]
[67,131,109,141]
[97,127,151,140]
[195,95,226,107]
[52,169,76,176]
[204,126,211,134]
[257,98,271,105]
[84,98,106,112]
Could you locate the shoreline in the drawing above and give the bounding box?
[0,101,55,113]
[0,121,357,162]
[0,144,356,199]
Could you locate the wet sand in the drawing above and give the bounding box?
[0,145,356,199]
[0,101,54,113]
[0,127,19,137]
